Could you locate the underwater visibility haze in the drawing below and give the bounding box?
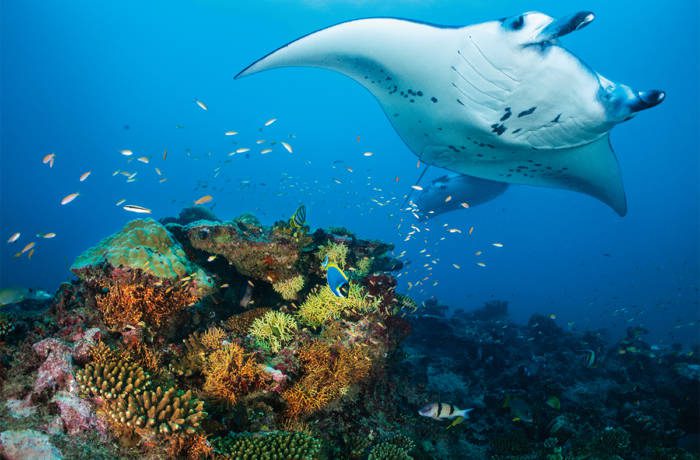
[0,1,698,458]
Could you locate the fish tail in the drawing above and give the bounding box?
[455,408,473,419]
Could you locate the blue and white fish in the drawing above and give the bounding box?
[323,255,348,297]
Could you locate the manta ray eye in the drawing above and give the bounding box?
[502,15,525,31]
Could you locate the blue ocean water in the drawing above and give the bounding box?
[1,0,698,348]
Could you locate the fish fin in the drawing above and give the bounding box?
[446,416,465,430]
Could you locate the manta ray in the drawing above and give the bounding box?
[412,173,508,220]
[236,11,665,216]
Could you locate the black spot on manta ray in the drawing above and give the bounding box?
[551,113,562,123]
[431,97,438,103]
[457,99,464,106]
[512,128,522,134]
[490,123,507,136]
[448,145,459,153]
[518,107,537,117]
[500,107,512,122]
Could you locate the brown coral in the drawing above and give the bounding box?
[223,308,270,336]
[100,386,206,437]
[282,342,372,419]
[202,344,269,405]
[93,269,202,331]
[199,326,227,350]
[76,356,151,400]
[168,433,213,460]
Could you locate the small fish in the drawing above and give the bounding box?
[474,250,482,256]
[416,160,421,168]
[207,255,217,262]
[61,193,79,205]
[194,195,213,205]
[79,171,92,182]
[468,226,474,236]
[363,151,374,157]
[224,130,238,136]
[20,241,35,254]
[195,99,208,111]
[445,195,452,203]
[162,150,168,160]
[219,283,230,288]
[281,141,293,153]
[120,149,133,156]
[37,233,56,239]
[42,153,56,168]
[492,242,504,248]
[155,167,162,176]
[7,232,20,244]
[476,262,486,267]
[137,156,150,164]
[418,403,473,422]
[289,204,306,229]
[115,199,126,206]
[236,147,250,154]
[264,118,277,127]
[411,185,423,191]
[27,248,35,259]
[260,148,273,154]
[452,263,461,269]
[460,202,470,208]
[123,204,152,214]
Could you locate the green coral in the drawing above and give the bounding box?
[273,275,305,301]
[353,256,373,279]
[368,441,413,460]
[71,218,212,291]
[249,311,298,353]
[317,241,349,269]
[212,431,322,459]
[297,283,380,327]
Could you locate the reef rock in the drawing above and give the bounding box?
[0,429,62,460]
[32,338,76,395]
[51,391,103,436]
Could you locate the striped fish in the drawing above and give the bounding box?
[289,204,306,229]
[418,402,472,421]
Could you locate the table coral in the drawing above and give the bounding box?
[249,311,298,353]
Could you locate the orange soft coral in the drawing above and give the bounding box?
[93,269,200,330]
[202,343,269,405]
[282,341,372,419]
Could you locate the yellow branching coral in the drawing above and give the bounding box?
[272,275,305,301]
[120,343,162,373]
[249,311,298,353]
[297,283,380,327]
[354,256,373,279]
[316,241,349,268]
[282,342,372,419]
[199,326,227,350]
[100,386,206,437]
[202,343,268,405]
[223,308,271,336]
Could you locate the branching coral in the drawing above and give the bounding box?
[282,342,372,419]
[249,311,298,353]
[121,343,162,373]
[173,326,229,376]
[223,308,271,336]
[353,256,373,279]
[92,270,201,330]
[316,241,349,268]
[273,275,305,301]
[202,343,268,405]
[100,386,206,437]
[368,442,413,460]
[199,326,227,350]
[297,283,380,327]
[212,431,322,459]
[167,433,213,460]
[76,356,151,400]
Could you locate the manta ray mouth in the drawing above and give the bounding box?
[537,11,595,41]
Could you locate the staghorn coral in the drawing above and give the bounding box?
[100,386,206,437]
[282,342,372,419]
[297,283,380,327]
[316,241,349,268]
[368,441,413,460]
[272,275,305,301]
[202,343,269,405]
[212,431,322,459]
[76,356,151,400]
[249,311,298,353]
[89,340,115,364]
[223,308,271,336]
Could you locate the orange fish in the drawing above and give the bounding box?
[194,195,213,205]
[42,153,56,168]
[61,193,79,205]
[79,171,91,182]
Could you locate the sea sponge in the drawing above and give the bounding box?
[212,431,322,459]
[223,308,271,336]
[76,356,151,400]
[282,342,371,419]
[368,441,413,460]
[249,311,298,353]
[316,241,349,268]
[297,283,380,327]
[273,275,305,301]
[100,386,206,437]
[202,343,268,405]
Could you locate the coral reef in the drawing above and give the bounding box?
[272,274,305,301]
[249,311,298,353]
[202,343,269,405]
[298,283,380,327]
[76,356,151,400]
[0,429,62,460]
[212,431,322,459]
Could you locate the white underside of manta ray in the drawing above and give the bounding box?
[236,11,665,216]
